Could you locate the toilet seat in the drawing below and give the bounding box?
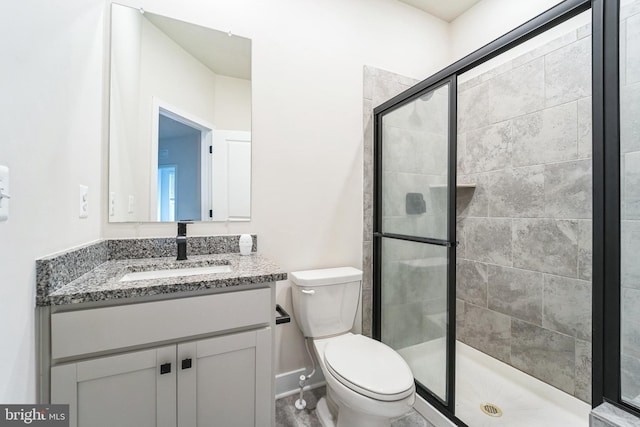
[323,334,414,402]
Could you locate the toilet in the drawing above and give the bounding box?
[290,267,416,427]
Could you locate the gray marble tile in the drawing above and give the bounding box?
[512,30,577,69]
[456,299,465,341]
[591,402,640,427]
[464,218,512,266]
[487,166,545,218]
[382,302,428,349]
[362,241,373,336]
[578,97,593,159]
[511,102,578,167]
[621,220,640,288]
[491,57,546,123]
[400,257,447,303]
[457,132,467,175]
[545,36,592,107]
[621,0,640,20]
[487,265,543,325]
[363,191,373,242]
[456,259,488,307]
[543,275,592,341]
[362,287,372,338]
[363,98,374,197]
[544,159,593,219]
[577,23,592,40]
[371,70,418,108]
[458,80,493,133]
[575,339,592,404]
[622,353,640,402]
[627,13,640,86]
[457,174,488,218]
[578,220,593,282]
[511,319,576,395]
[456,218,466,259]
[623,287,640,325]
[363,65,376,101]
[382,126,420,175]
[622,317,640,361]
[462,303,511,363]
[512,218,578,278]
[621,83,640,153]
[463,121,511,174]
[459,60,515,93]
[624,151,640,219]
[382,261,406,306]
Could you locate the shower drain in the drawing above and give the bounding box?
[480,403,503,417]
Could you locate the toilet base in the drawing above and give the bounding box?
[316,398,335,427]
[316,395,394,427]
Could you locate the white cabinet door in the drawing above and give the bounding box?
[51,346,176,427]
[177,328,272,427]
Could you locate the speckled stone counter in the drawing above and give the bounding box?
[36,235,287,306]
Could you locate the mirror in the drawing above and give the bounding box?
[108,4,252,222]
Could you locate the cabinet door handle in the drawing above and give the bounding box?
[181,358,192,370]
[160,363,172,375]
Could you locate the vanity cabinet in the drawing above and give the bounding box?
[46,287,274,427]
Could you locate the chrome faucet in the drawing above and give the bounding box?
[176,221,191,261]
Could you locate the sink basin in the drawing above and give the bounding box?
[120,265,232,282]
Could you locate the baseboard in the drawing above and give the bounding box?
[275,368,326,399]
[413,394,456,427]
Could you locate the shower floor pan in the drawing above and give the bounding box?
[398,339,591,426]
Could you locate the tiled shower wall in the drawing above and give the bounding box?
[456,24,593,402]
[620,0,640,405]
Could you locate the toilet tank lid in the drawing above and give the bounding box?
[290,267,362,287]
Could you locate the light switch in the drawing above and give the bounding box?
[79,185,88,218]
[0,165,9,222]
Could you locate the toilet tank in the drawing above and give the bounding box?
[290,267,363,338]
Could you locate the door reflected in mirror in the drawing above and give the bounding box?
[108,3,251,222]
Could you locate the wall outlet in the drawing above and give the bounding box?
[128,195,135,214]
[109,192,116,216]
[79,185,88,218]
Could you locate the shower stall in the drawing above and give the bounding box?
[367,0,640,425]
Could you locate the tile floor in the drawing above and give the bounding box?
[275,386,433,427]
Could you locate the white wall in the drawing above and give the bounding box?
[213,75,251,132]
[102,0,451,376]
[0,0,105,402]
[450,0,565,62]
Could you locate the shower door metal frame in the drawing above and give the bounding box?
[372,0,596,424]
[373,76,458,417]
[595,0,640,420]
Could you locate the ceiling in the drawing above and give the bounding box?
[145,12,251,80]
[397,0,482,22]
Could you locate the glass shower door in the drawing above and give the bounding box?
[374,79,456,407]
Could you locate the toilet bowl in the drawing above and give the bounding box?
[290,267,416,427]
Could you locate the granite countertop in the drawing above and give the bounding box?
[44,253,287,306]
